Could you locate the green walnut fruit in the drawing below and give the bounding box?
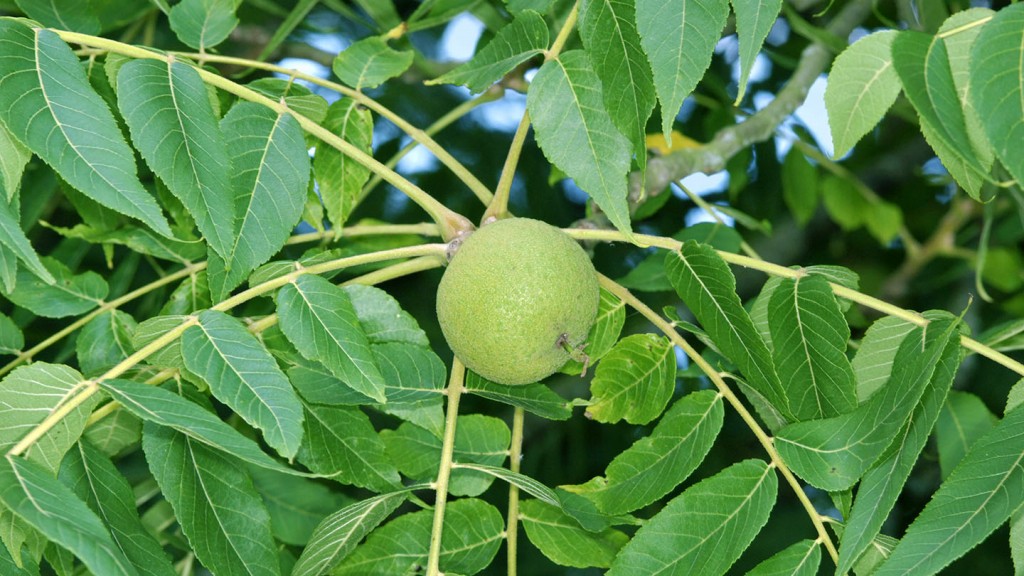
[436,218,600,385]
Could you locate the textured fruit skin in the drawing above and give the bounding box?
[436,218,600,385]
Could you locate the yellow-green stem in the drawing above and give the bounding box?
[566,228,1024,378]
[54,31,473,241]
[506,407,525,576]
[170,51,495,207]
[427,357,467,576]
[482,2,579,222]
[599,275,839,563]
[674,180,761,259]
[7,243,447,458]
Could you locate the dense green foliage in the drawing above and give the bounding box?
[0,0,1022,575]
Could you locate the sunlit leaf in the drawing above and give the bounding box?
[291,490,411,576]
[429,10,549,93]
[59,441,176,576]
[636,0,729,138]
[665,240,788,417]
[168,0,238,50]
[825,31,901,157]
[372,343,445,435]
[520,499,628,568]
[277,274,386,403]
[182,309,304,459]
[851,315,916,402]
[586,333,676,425]
[332,36,413,90]
[0,456,137,576]
[569,390,723,514]
[207,102,310,300]
[298,401,401,492]
[874,401,1024,575]
[730,0,783,103]
[775,314,961,491]
[116,58,234,259]
[939,9,996,178]
[334,499,503,575]
[0,22,171,236]
[0,363,99,473]
[345,284,431,347]
[748,539,821,575]
[564,287,625,375]
[528,50,633,236]
[767,274,856,420]
[969,3,1024,189]
[142,422,279,576]
[607,459,777,575]
[315,98,372,233]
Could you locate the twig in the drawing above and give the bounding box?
[426,357,468,576]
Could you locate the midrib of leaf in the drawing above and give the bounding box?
[198,322,289,438]
[652,464,773,576]
[185,438,263,576]
[791,277,829,415]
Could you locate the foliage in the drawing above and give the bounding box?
[0,1,1022,575]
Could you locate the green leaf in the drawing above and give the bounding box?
[182,309,305,459]
[586,333,676,425]
[59,441,176,576]
[278,274,386,403]
[131,315,188,369]
[563,287,625,374]
[748,539,821,575]
[0,363,99,473]
[618,224,745,292]
[0,542,35,576]
[100,378,299,474]
[978,318,1024,354]
[249,466,352,546]
[81,407,141,458]
[874,401,1024,575]
[207,102,310,300]
[291,490,411,576]
[298,402,401,492]
[314,98,372,233]
[252,0,321,65]
[452,463,560,506]
[821,174,866,231]
[345,284,430,346]
[0,120,31,201]
[249,78,328,125]
[0,23,171,236]
[43,223,206,265]
[520,499,628,568]
[781,147,819,226]
[0,313,23,355]
[825,30,901,157]
[835,321,962,575]
[116,58,234,259]
[864,200,903,245]
[76,310,137,378]
[382,416,510,497]
[168,0,238,50]
[429,10,549,93]
[767,274,857,420]
[7,257,106,318]
[665,240,788,417]
[935,390,996,479]
[332,37,414,90]
[528,50,633,236]
[463,371,573,420]
[372,343,445,435]
[730,0,783,103]
[939,9,996,177]
[335,499,503,575]
[0,456,137,576]
[569,389,723,515]
[159,271,211,315]
[13,0,100,34]
[970,3,1024,189]
[893,30,989,190]
[579,0,656,157]
[607,459,777,575]
[636,0,729,138]
[851,316,917,402]
[142,422,280,576]
[775,315,961,491]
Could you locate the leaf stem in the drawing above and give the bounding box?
[6,243,447,458]
[427,357,467,576]
[53,31,474,241]
[506,407,525,576]
[483,2,579,222]
[168,51,495,207]
[599,274,840,564]
[565,228,1024,378]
